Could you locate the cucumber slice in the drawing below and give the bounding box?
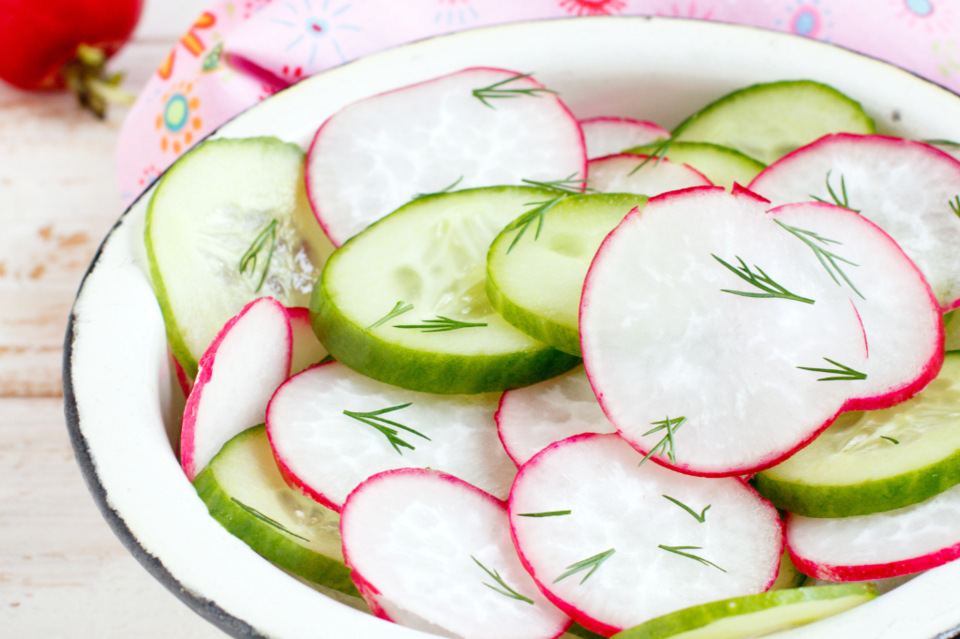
[754,353,960,518]
[486,193,647,356]
[946,309,960,352]
[312,186,581,394]
[623,141,766,190]
[192,425,360,598]
[146,137,334,378]
[672,80,875,165]
[610,584,877,639]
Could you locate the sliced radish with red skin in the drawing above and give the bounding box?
[587,154,712,197]
[341,468,571,639]
[267,361,516,511]
[181,297,292,481]
[580,117,669,160]
[766,201,943,409]
[509,433,783,635]
[580,187,869,476]
[496,366,613,467]
[748,133,960,311]
[286,306,328,375]
[786,481,960,582]
[306,68,586,246]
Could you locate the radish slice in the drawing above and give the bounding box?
[786,481,960,581]
[587,154,712,196]
[581,186,942,476]
[496,366,613,467]
[341,468,571,639]
[580,187,866,476]
[306,68,586,246]
[286,306,328,375]
[181,297,292,481]
[580,117,669,159]
[749,134,960,311]
[767,201,943,409]
[509,433,783,635]
[266,361,516,511]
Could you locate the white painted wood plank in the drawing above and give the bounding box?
[0,397,226,637]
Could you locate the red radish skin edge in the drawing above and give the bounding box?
[588,153,714,185]
[580,186,944,477]
[731,182,771,204]
[305,67,588,247]
[265,360,346,513]
[495,391,534,469]
[171,347,193,399]
[764,200,945,411]
[507,432,785,636]
[180,297,292,481]
[338,468,576,636]
[786,514,960,582]
[748,133,960,313]
[578,116,669,133]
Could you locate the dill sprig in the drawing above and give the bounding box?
[662,495,710,523]
[810,171,859,212]
[627,136,675,176]
[639,416,686,467]
[659,545,726,572]
[553,549,616,585]
[472,557,534,604]
[238,219,278,293]
[414,176,464,199]
[343,403,430,454]
[774,219,864,299]
[517,510,572,518]
[501,173,593,253]
[367,301,414,330]
[393,316,488,333]
[797,357,867,382]
[712,254,815,304]
[522,173,593,194]
[231,498,309,542]
[922,138,960,147]
[950,195,960,218]
[472,73,556,108]
[502,194,566,253]
[881,436,900,445]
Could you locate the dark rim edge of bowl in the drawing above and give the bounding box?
[60,14,960,639]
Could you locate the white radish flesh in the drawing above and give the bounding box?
[496,366,613,467]
[509,433,783,635]
[587,154,712,196]
[180,297,292,481]
[767,201,943,409]
[580,187,867,476]
[580,117,669,159]
[266,361,516,511]
[749,133,960,311]
[287,306,328,375]
[306,68,586,246]
[787,481,960,581]
[341,468,571,639]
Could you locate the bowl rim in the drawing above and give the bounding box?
[64,14,960,639]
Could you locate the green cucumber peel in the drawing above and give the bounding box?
[192,425,360,597]
[755,353,960,517]
[145,136,333,378]
[670,80,875,165]
[611,584,877,639]
[486,192,647,356]
[312,186,580,394]
[623,141,766,190]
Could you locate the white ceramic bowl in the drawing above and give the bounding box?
[64,16,960,639]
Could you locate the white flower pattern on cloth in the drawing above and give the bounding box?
[116,0,960,206]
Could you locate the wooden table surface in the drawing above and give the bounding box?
[1,2,230,636]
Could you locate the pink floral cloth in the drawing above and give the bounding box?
[116,0,960,206]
